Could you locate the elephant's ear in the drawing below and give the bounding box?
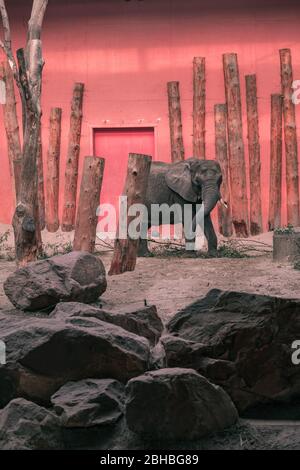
[165,160,198,202]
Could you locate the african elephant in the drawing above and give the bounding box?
[138,158,224,255]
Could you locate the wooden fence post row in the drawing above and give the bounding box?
[109,153,152,276]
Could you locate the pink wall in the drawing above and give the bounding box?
[1,0,300,230]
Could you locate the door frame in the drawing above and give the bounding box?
[89,123,158,161]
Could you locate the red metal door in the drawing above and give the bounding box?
[93,127,155,210]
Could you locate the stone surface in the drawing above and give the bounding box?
[51,378,125,428]
[125,368,238,440]
[51,302,163,345]
[0,314,150,406]
[3,251,107,311]
[166,289,300,412]
[0,398,62,450]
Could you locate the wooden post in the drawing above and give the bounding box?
[109,153,152,275]
[73,156,105,252]
[245,74,263,235]
[268,94,283,231]
[167,81,185,162]
[193,57,205,158]
[214,104,233,237]
[279,48,300,226]
[223,53,249,237]
[37,129,45,230]
[0,60,22,204]
[46,107,62,232]
[62,82,84,231]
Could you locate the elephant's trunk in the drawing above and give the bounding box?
[192,181,220,232]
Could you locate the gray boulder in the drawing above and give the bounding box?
[51,302,163,345]
[125,368,238,440]
[4,251,107,311]
[0,398,62,450]
[166,289,300,412]
[51,378,125,428]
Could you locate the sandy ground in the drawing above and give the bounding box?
[0,224,299,323]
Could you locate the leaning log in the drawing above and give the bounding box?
[268,94,283,231]
[46,107,62,232]
[245,74,263,235]
[109,153,152,275]
[62,82,84,231]
[167,81,185,162]
[223,53,249,237]
[279,48,300,226]
[214,104,233,237]
[193,57,206,158]
[73,156,105,252]
[0,60,22,204]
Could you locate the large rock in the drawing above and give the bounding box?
[4,251,107,311]
[51,302,163,345]
[125,368,238,440]
[0,314,150,406]
[166,289,300,412]
[0,398,62,450]
[51,379,125,428]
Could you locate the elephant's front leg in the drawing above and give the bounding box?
[204,214,217,254]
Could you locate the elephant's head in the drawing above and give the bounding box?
[165,158,223,216]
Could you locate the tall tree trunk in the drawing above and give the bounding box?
[167,81,185,162]
[0,59,22,204]
[268,94,283,231]
[214,104,233,237]
[62,82,84,231]
[193,57,206,158]
[73,156,105,252]
[223,53,249,237]
[46,107,62,232]
[279,48,300,227]
[37,127,45,229]
[109,153,152,275]
[245,74,263,235]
